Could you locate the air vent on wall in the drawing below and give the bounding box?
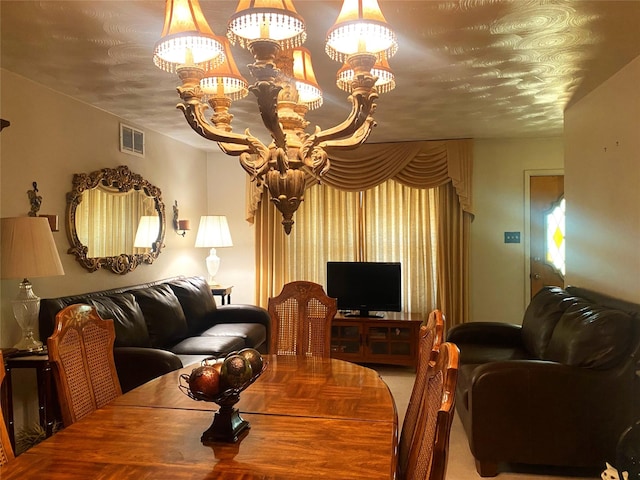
[120,123,145,157]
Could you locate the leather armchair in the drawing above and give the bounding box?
[448,286,640,476]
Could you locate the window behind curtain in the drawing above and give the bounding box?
[283,180,439,315]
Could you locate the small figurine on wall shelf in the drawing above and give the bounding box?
[27,182,42,217]
[26,181,59,231]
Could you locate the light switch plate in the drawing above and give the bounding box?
[504,232,521,243]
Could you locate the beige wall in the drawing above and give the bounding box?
[0,69,213,346]
[204,153,257,306]
[470,138,564,324]
[564,55,640,302]
[0,69,211,431]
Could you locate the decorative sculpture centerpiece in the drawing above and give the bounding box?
[179,348,266,443]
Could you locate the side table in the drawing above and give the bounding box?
[210,285,233,305]
[2,353,60,451]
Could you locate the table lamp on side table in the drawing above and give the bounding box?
[1,216,65,351]
[195,216,233,287]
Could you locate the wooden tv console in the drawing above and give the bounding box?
[330,312,423,368]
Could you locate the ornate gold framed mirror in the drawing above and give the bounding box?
[66,165,165,274]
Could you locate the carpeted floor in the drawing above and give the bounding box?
[372,364,600,480]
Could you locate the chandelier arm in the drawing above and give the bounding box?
[319,115,377,151]
[250,81,286,150]
[178,102,260,151]
[299,90,377,161]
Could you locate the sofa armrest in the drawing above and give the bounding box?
[447,321,523,346]
[208,305,272,350]
[463,360,635,465]
[113,347,183,393]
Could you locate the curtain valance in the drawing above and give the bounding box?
[247,138,473,222]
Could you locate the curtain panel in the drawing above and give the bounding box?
[253,139,473,326]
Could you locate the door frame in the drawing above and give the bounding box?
[523,169,564,309]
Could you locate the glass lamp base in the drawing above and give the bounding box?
[14,331,44,352]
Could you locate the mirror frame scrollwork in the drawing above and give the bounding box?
[66,165,166,274]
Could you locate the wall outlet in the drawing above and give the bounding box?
[504,232,521,243]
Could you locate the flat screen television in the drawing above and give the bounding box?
[326,261,402,318]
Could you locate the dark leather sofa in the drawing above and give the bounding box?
[447,285,640,477]
[39,276,271,392]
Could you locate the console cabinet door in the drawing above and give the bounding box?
[364,323,416,365]
[331,322,363,360]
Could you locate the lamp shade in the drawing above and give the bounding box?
[227,0,306,50]
[133,216,161,249]
[200,35,250,100]
[337,57,395,94]
[326,0,398,63]
[1,217,64,280]
[195,216,233,248]
[153,0,225,73]
[292,47,323,110]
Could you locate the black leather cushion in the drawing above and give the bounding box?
[132,284,189,348]
[85,293,151,348]
[454,342,531,365]
[167,276,217,335]
[170,336,245,356]
[521,286,575,357]
[543,301,633,369]
[201,323,267,348]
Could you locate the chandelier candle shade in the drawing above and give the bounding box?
[195,216,233,286]
[1,217,65,351]
[154,0,397,233]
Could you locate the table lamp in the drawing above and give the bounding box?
[1,216,65,351]
[194,216,233,286]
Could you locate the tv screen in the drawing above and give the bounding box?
[326,262,402,317]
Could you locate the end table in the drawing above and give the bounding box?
[210,285,233,305]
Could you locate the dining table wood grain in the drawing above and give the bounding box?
[1,355,398,479]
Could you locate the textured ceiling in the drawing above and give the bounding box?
[1,1,639,151]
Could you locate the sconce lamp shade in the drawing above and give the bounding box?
[133,216,161,249]
[1,216,64,280]
[153,0,225,73]
[326,0,398,63]
[195,215,233,285]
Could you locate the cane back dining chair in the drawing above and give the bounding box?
[268,281,337,357]
[0,351,15,466]
[47,304,122,427]
[397,309,446,478]
[404,341,460,480]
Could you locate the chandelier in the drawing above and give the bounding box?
[153,0,397,233]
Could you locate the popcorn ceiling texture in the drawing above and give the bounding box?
[1,0,639,150]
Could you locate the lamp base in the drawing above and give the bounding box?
[14,331,44,352]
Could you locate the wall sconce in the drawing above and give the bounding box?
[173,200,190,237]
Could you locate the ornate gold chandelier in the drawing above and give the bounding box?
[153,0,397,233]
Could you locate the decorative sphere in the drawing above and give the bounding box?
[238,348,264,377]
[188,365,221,400]
[221,354,253,390]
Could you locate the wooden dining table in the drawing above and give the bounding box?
[1,355,398,479]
